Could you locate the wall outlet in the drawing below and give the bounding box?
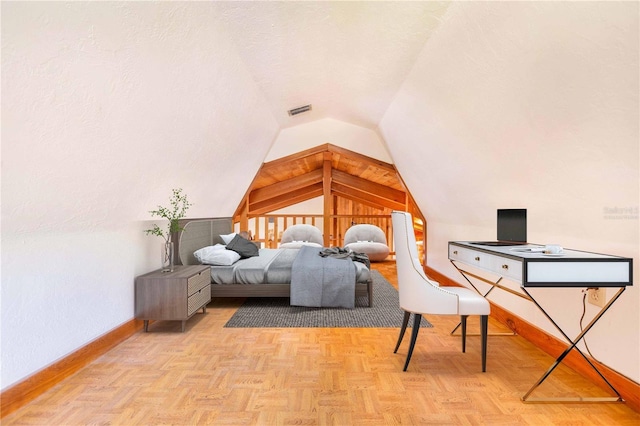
[587,288,606,308]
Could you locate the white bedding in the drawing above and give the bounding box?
[209,248,370,285]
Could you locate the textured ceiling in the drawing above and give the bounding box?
[215,2,451,129]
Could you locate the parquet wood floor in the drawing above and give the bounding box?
[3,261,639,425]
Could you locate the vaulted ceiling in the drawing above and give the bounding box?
[216,1,452,129]
[215,2,451,222]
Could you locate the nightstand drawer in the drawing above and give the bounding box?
[188,284,211,316]
[188,268,210,296]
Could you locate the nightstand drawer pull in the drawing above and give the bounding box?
[475,256,480,261]
[502,264,509,270]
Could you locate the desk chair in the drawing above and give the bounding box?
[391,211,490,372]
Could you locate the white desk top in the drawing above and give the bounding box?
[449,241,633,287]
[451,242,627,261]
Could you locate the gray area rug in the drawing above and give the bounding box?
[224,270,433,328]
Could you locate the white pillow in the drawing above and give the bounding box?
[220,233,237,244]
[194,246,241,266]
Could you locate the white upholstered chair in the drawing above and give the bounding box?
[391,211,490,372]
[343,224,390,262]
[279,224,324,249]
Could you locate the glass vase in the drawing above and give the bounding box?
[161,241,174,272]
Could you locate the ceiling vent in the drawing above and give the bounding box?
[288,104,312,116]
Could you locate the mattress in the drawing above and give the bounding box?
[210,248,371,285]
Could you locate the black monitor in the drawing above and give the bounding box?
[497,208,527,243]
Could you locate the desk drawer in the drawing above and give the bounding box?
[489,256,523,282]
[449,245,477,263]
[450,245,523,282]
[450,246,491,269]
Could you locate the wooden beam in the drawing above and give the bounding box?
[259,144,329,172]
[232,162,269,220]
[332,182,406,211]
[239,200,248,232]
[332,190,391,212]
[249,169,323,204]
[332,169,405,203]
[249,184,323,215]
[233,143,411,222]
[323,151,332,247]
[326,143,396,174]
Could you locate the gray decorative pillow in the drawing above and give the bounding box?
[226,234,259,258]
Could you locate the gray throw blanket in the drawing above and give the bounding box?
[319,247,370,269]
[290,245,356,308]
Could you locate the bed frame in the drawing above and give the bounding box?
[173,218,373,306]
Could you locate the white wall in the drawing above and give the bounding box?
[265,118,392,162]
[1,2,279,390]
[381,2,639,380]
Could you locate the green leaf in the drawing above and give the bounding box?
[144,188,192,241]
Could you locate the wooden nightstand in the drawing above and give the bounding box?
[135,265,211,332]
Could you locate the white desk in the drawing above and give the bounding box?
[448,241,633,402]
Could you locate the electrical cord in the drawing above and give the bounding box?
[579,290,600,363]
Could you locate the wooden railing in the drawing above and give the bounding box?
[234,214,417,259]
[239,215,323,249]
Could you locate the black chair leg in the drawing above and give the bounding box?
[394,311,411,353]
[403,314,422,371]
[481,314,488,372]
[460,315,468,353]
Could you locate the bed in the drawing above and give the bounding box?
[173,218,373,306]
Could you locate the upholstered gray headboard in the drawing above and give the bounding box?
[174,217,232,265]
